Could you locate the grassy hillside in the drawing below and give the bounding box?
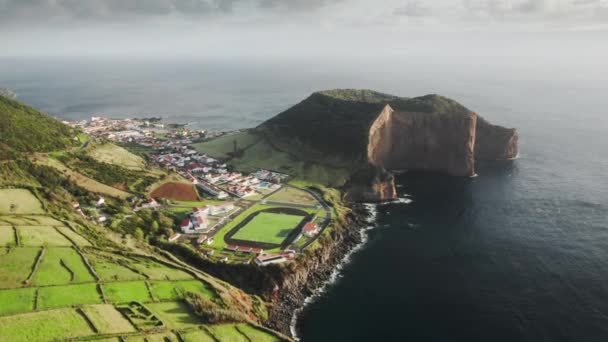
[258,89,472,161]
[0,95,77,152]
[0,157,288,342]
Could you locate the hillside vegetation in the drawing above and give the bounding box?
[0,97,290,341]
[0,95,77,152]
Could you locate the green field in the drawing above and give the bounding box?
[37,283,103,309]
[0,247,39,288]
[236,324,283,342]
[86,253,146,282]
[87,143,146,171]
[182,329,216,342]
[54,225,92,246]
[33,156,132,199]
[82,304,136,334]
[34,247,95,286]
[0,215,63,226]
[0,226,15,246]
[150,280,216,301]
[232,212,304,244]
[207,324,250,342]
[0,288,36,315]
[17,226,73,246]
[0,189,44,214]
[266,186,319,206]
[124,333,179,342]
[147,301,203,329]
[103,281,152,303]
[130,257,193,281]
[0,308,95,342]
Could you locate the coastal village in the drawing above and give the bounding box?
[67,116,330,265]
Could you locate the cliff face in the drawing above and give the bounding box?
[475,116,518,160]
[368,105,477,177]
[343,166,397,202]
[258,89,518,191]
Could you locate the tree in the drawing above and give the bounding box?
[134,228,145,240]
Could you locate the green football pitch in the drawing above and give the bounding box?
[232,212,304,244]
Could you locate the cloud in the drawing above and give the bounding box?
[393,1,431,17]
[0,0,607,31]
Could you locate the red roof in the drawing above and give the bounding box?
[303,222,317,232]
[180,218,191,227]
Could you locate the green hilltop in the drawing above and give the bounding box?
[0,94,77,152]
[192,89,476,187]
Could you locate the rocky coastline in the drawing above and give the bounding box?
[265,204,371,336]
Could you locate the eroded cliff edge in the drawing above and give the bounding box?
[258,89,518,202]
[367,104,477,177]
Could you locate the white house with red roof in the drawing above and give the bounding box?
[302,222,320,237]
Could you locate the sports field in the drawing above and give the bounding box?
[232,212,304,244]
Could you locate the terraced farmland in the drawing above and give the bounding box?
[0,188,289,341]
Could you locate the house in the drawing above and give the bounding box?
[192,211,209,230]
[96,197,105,207]
[180,218,193,232]
[302,222,320,237]
[168,233,181,242]
[255,254,287,266]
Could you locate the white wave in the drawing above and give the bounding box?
[290,202,390,340]
[378,196,413,205]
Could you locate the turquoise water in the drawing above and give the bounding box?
[2,57,607,341]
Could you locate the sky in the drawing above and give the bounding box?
[0,0,607,59]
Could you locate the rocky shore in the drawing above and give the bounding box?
[265,204,371,336]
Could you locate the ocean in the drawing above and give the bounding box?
[2,56,607,341]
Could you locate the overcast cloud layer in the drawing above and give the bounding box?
[1,0,607,58]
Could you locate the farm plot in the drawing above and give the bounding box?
[82,304,136,334]
[0,308,95,342]
[266,186,319,206]
[0,288,36,316]
[0,189,44,214]
[207,324,250,342]
[150,182,198,201]
[149,280,216,301]
[86,253,146,282]
[103,281,152,304]
[147,301,203,329]
[0,247,39,288]
[0,215,63,226]
[124,333,179,342]
[17,226,72,246]
[116,302,164,331]
[236,323,284,342]
[181,329,216,342]
[34,247,95,286]
[130,257,193,281]
[232,212,305,245]
[33,156,132,199]
[54,225,91,246]
[37,283,103,309]
[0,226,15,246]
[87,143,146,171]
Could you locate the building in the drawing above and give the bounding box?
[302,222,320,237]
[192,211,209,230]
[255,254,287,266]
[209,203,234,215]
[169,233,181,242]
[180,218,193,232]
